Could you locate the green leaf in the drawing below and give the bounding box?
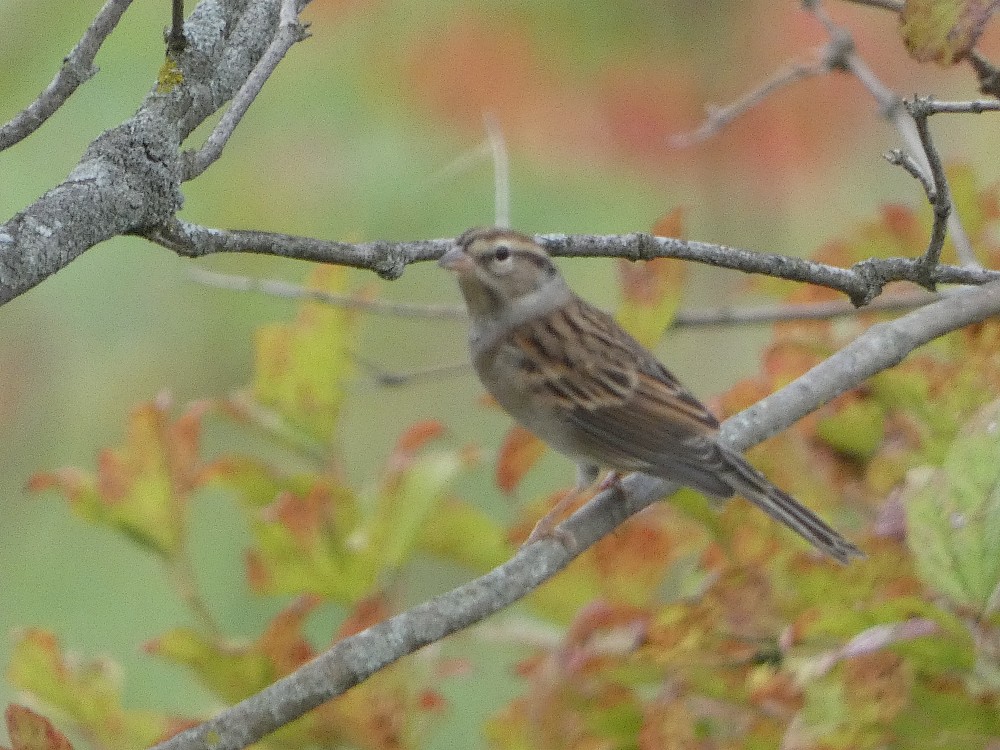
[252,265,358,446]
[817,399,885,460]
[905,400,1000,615]
[901,0,998,65]
[7,630,171,750]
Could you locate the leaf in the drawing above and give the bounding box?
[148,596,319,703]
[614,208,688,348]
[495,425,547,494]
[904,399,1000,616]
[901,0,1000,65]
[418,498,513,571]
[366,423,472,571]
[3,706,73,750]
[252,265,358,446]
[816,396,886,460]
[28,396,209,557]
[245,482,372,601]
[7,630,172,750]
[215,422,470,602]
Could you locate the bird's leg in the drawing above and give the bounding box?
[596,470,624,494]
[524,464,601,546]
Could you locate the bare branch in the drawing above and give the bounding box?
[150,279,1000,750]
[143,218,443,280]
[839,0,903,11]
[355,357,470,388]
[167,0,187,52]
[906,97,952,282]
[918,97,1000,115]
[808,2,978,268]
[182,0,310,180]
[883,148,934,197]
[672,291,939,326]
[188,267,466,318]
[0,0,137,151]
[1,0,316,305]
[809,618,939,677]
[191,266,941,327]
[671,58,827,147]
[146,219,1000,305]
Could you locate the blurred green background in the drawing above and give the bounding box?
[0,0,995,746]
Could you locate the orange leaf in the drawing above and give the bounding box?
[651,206,686,238]
[495,425,547,494]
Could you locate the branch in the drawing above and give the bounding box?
[0,0,137,151]
[182,0,310,179]
[167,0,187,52]
[0,0,312,305]
[150,278,1000,750]
[806,2,979,268]
[188,267,467,318]
[906,97,951,282]
[670,57,828,147]
[190,266,939,325]
[150,219,1000,304]
[917,97,1000,115]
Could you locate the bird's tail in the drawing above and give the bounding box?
[719,446,864,565]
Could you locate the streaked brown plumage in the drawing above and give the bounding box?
[439,227,863,564]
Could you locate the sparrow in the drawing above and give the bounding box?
[439,226,863,564]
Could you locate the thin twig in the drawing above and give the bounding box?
[182,0,310,180]
[672,291,939,326]
[918,97,1000,115]
[0,0,137,151]
[167,0,187,52]
[809,618,938,677]
[150,279,1000,750]
[422,142,493,189]
[671,58,827,147]
[190,266,939,327]
[807,1,978,268]
[968,50,1000,98]
[188,267,467,318]
[484,114,511,228]
[840,0,902,11]
[355,357,470,388]
[906,98,951,283]
[883,149,935,198]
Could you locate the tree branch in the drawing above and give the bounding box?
[906,97,951,282]
[181,0,310,180]
[0,0,137,152]
[147,218,1000,303]
[150,278,1000,750]
[0,0,312,305]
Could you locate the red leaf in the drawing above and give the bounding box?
[4,705,73,750]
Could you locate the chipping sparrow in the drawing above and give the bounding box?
[439,227,863,564]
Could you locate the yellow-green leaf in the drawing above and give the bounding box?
[905,400,1000,615]
[253,265,358,446]
[901,0,998,65]
[7,630,170,750]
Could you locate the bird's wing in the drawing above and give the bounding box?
[508,297,733,495]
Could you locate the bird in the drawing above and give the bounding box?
[438,226,864,564]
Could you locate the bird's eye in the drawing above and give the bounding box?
[493,245,510,262]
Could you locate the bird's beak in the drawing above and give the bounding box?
[438,245,474,272]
